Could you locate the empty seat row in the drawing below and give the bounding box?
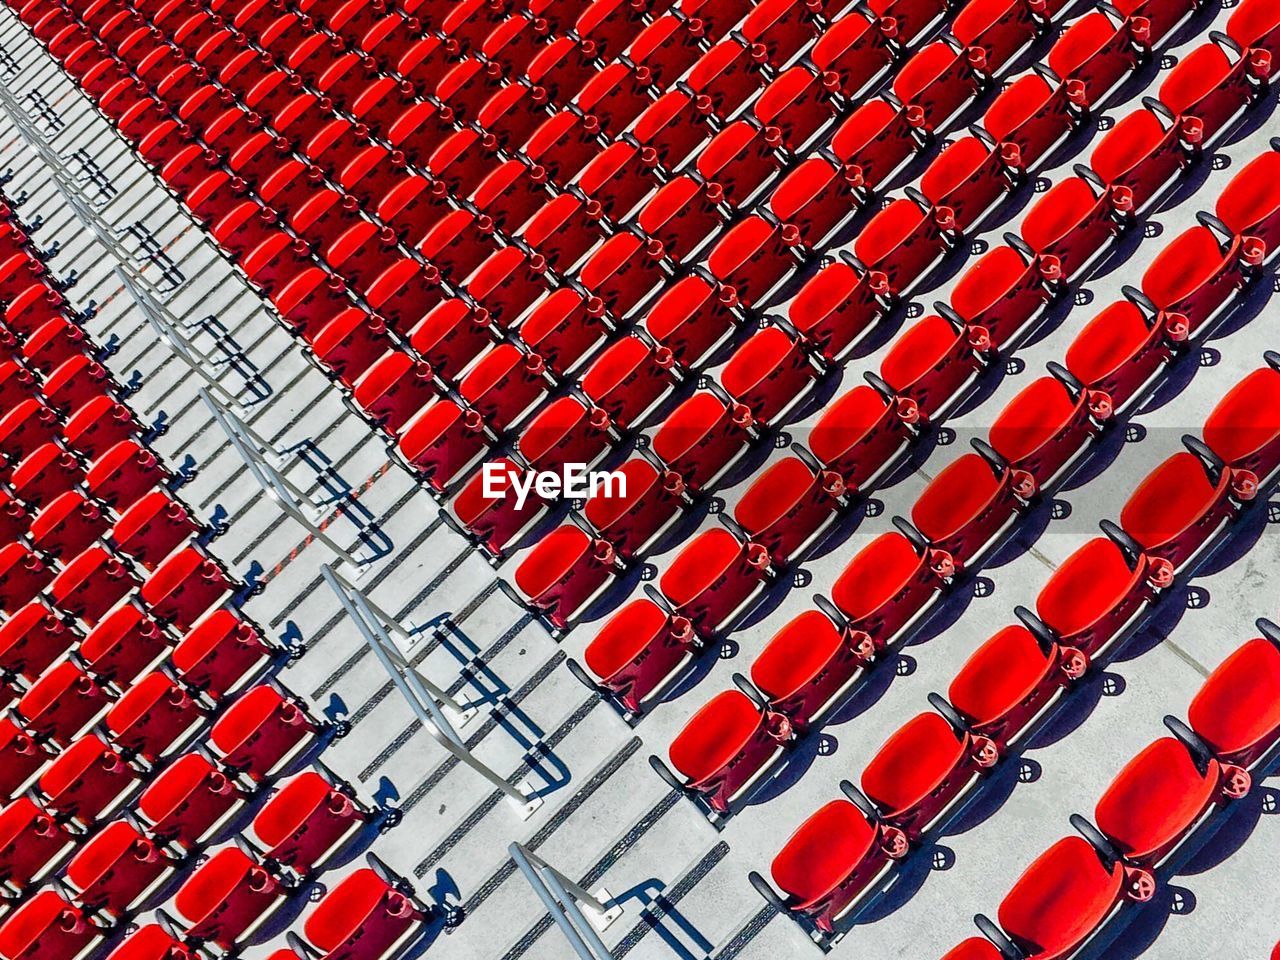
[941,614,1280,960]
[501,61,1275,650]
[621,152,1278,831]
[745,345,1280,944]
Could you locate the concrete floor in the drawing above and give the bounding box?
[2,0,1280,957]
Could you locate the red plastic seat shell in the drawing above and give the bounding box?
[1188,637,1280,763]
[770,798,877,908]
[668,689,762,784]
[1093,737,1218,862]
[997,836,1124,960]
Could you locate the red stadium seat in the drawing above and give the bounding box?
[629,13,705,88]
[952,0,1044,71]
[1201,360,1280,495]
[64,820,174,918]
[741,0,820,64]
[0,721,51,799]
[1046,10,1141,109]
[38,734,136,823]
[941,939,1004,960]
[919,135,1009,233]
[579,233,668,319]
[632,89,716,171]
[580,458,684,561]
[43,355,116,416]
[1215,148,1280,263]
[1228,0,1280,61]
[417,208,498,284]
[272,267,354,337]
[574,61,653,135]
[104,671,203,761]
[512,526,618,633]
[1020,174,1126,281]
[875,313,986,423]
[85,440,172,512]
[753,66,840,151]
[826,532,939,649]
[1158,36,1263,144]
[396,399,490,493]
[575,141,662,222]
[48,544,140,626]
[638,176,724,263]
[659,528,772,637]
[1117,451,1235,569]
[137,753,246,849]
[1063,298,1170,416]
[103,925,197,960]
[1184,629,1280,769]
[750,609,869,730]
[80,605,168,688]
[519,288,609,377]
[892,40,980,132]
[16,661,109,745]
[448,457,546,560]
[787,260,884,362]
[721,327,817,424]
[1089,105,1184,213]
[0,890,99,960]
[810,11,895,98]
[698,121,783,207]
[733,456,844,565]
[908,449,1018,570]
[983,71,1079,172]
[1135,223,1244,336]
[0,601,77,684]
[524,36,596,105]
[1091,736,1238,867]
[1027,533,1156,654]
[409,299,495,379]
[522,193,608,274]
[172,610,275,699]
[0,797,74,893]
[643,275,741,368]
[518,396,613,475]
[522,111,599,187]
[459,344,551,434]
[984,835,1132,959]
[577,598,697,715]
[140,547,234,630]
[22,315,89,378]
[249,771,368,876]
[753,797,902,935]
[111,490,201,569]
[301,866,426,960]
[362,260,444,337]
[988,374,1096,496]
[664,688,792,815]
[860,711,996,837]
[0,543,53,616]
[948,244,1053,348]
[352,353,436,434]
[580,336,679,431]
[0,399,59,458]
[209,685,322,782]
[770,157,865,249]
[308,309,394,387]
[174,847,283,948]
[855,197,953,298]
[944,623,1086,749]
[808,385,911,492]
[576,0,650,59]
